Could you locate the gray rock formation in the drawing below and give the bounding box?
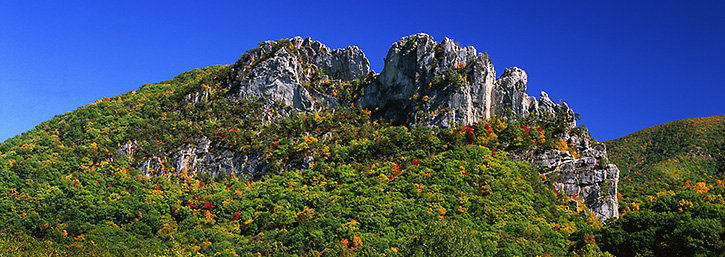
[296,37,370,82]
[169,136,265,179]
[117,140,138,156]
[353,33,573,130]
[229,36,370,115]
[493,67,536,118]
[235,45,315,112]
[122,37,373,180]
[524,145,619,221]
[120,33,619,221]
[121,136,267,180]
[356,33,497,126]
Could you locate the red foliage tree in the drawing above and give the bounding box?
[231,212,241,222]
[202,200,214,210]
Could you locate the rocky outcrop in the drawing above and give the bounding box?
[169,136,265,179]
[124,37,373,180]
[523,145,619,221]
[229,36,370,115]
[493,67,535,118]
[120,136,267,179]
[356,34,496,127]
[122,33,619,221]
[353,33,578,130]
[355,33,617,221]
[234,44,316,113]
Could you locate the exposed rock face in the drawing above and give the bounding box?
[117,140,138,156]
[124,136,267,180]
[121,33,619,221]
[230,36,370,114]
[237,47,314,111]
[493,67,537,118]
[356,34,497,127]
[169,136,265,179]
[297,38,370,82]
[525,144,619,221]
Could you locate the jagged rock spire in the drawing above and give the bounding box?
[354,33,575,130]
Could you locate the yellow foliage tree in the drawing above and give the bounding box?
[691,181,710,194]
[351,235,363,248]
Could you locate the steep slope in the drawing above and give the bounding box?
[606,115,725,203]
[109,33,618,221]
[0,34,617,255]
[355,33,618,221]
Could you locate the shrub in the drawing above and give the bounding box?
[446,69,463,87]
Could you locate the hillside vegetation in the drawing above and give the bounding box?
[606,115,725,204]
[0,47,609,255]
[598,116,725,256]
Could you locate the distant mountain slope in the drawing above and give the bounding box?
[599,116,725,256]
[605,115,725,202]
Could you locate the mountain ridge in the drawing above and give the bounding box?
[232,33,620,221]
[0,34,621,255]
[3,33,620,221]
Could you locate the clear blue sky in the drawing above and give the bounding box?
[1,0,724,142]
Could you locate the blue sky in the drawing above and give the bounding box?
[1,0,723,142]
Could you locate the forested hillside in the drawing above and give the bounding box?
[598,116,725,256]
[606,115,725,204]
[0,38,614,256]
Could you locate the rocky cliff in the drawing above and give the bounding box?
[516,135,620,221]
[352,33,618,221]
[228,36,369,115]
[120,33,619,221]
